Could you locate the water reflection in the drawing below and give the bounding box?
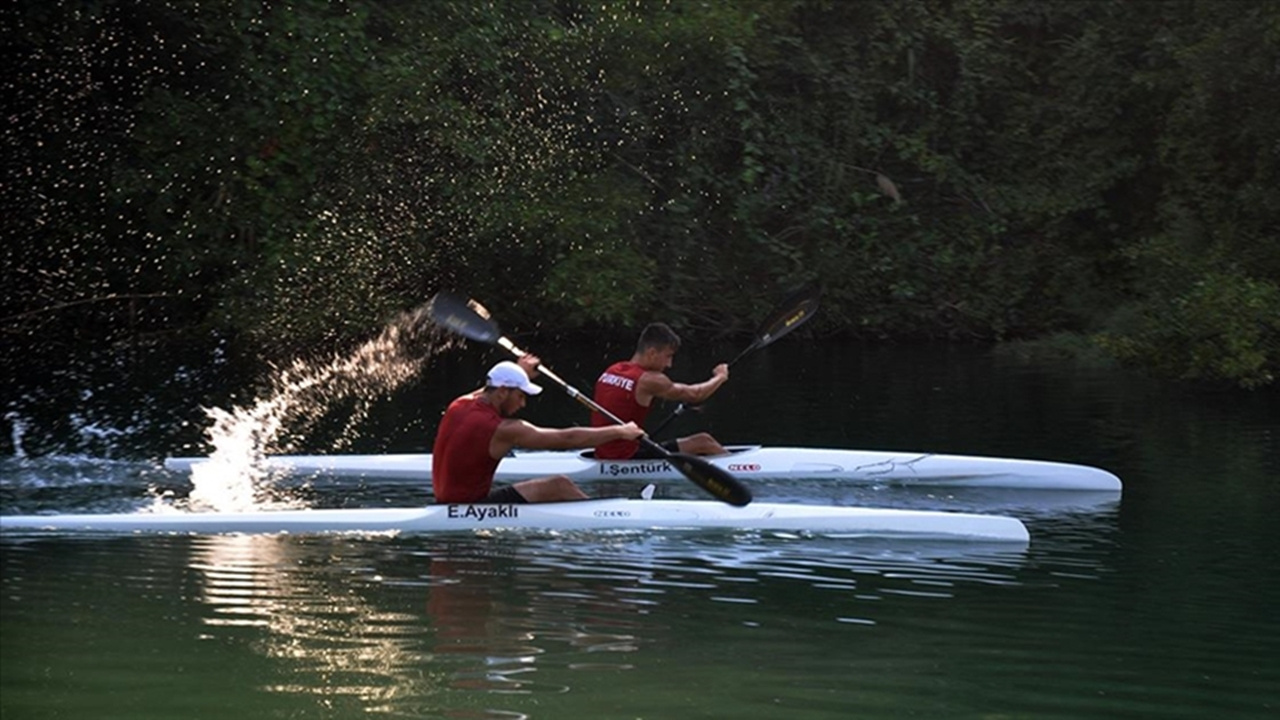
[187,534,440,712]
[174,531,1041,717]
[425,552,570,695]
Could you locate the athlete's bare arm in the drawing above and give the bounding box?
[637,364,729,406]
[491,420,643,458]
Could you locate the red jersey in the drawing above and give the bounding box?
[432,394,503,503]
[591,361,650,459]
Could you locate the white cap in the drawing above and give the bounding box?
[486,361,542,395]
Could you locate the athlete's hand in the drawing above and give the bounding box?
[712,363,729,380]
[517,354,542,378]
[618,422,645,440]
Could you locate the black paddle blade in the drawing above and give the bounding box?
[756,283,820,345]
[665,453,753,506]
[428,292,502,344]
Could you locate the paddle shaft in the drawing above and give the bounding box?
[426,291,752,505]
[650,286,819,438]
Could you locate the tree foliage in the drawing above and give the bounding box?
[4,0,1277,388]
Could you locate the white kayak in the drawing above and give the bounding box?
[0,499,1029,543]
[164,445,1121,491]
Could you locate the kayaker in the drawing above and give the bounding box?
[590,322,729,460]
[432,357,644,504]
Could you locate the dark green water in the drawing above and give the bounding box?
[2,342,1278,719]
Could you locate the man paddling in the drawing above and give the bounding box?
[432,357,644,504]
[590,322,729,460]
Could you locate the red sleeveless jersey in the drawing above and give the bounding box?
[432,394,503,503]
[591,361,650,459]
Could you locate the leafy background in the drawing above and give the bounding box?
[3,0,1277,389]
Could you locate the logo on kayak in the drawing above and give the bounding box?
[727,463,761,472]
[600,461,672,477]
[447,504,520,522]
[593,510,632,517]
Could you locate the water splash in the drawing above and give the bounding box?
[6,412,27,460]
[185,304,451,512]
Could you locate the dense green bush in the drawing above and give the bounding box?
[4,0,1277,388]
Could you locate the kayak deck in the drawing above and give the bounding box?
[0,499,1030,543]
[164,445,1122,491]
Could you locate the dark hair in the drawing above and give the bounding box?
[637,322,681,354]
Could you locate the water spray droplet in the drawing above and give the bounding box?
[184,303,448,512]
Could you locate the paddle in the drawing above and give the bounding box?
[427,292,752,507]
[649,283,821,438]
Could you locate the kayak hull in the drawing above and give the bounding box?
[0,499,1029,543]
[164,445,1121,491]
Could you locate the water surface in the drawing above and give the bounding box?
[3,342,1278,719]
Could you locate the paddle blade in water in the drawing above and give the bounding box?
[428,292,502,344]
[666,453,753,506]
